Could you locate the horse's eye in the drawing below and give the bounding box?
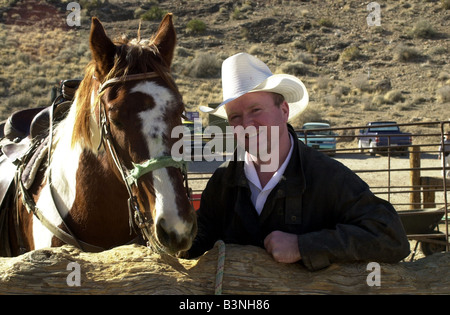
[108,107,124,129]
[110,118,124,129]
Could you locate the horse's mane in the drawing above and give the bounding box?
[71,35,176,149]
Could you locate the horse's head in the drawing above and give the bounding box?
[72,14,196,254]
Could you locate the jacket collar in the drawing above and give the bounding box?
[223,124,306,196]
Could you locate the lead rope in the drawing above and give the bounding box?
[214,240,226,295]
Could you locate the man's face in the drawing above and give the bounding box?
[225,91,289,155]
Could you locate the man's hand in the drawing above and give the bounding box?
[264,230,301,263]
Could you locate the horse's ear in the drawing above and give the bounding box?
[152,13,176,68]
[89,17,116,80]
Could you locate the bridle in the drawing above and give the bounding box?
[95,71,191,250]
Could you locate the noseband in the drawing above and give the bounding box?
[96,71,190,249]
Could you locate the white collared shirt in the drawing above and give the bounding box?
[244,134,294,215]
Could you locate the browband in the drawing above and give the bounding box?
[96,72,162,95]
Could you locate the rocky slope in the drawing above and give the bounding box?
[0,0,449,130]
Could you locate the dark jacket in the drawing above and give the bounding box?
[188,126,410,271]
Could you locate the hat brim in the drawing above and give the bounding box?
[199,74,309,122]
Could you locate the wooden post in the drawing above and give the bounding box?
[409,146,421,209]
[421,176,436,208]
[420,176,450,209]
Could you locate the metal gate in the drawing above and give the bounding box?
[187,121,450,257]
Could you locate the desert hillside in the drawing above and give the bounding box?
[0,0,449,132]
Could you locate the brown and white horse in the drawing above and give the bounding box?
[8,14,196,256]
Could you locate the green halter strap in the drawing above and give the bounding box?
[126,157,187,187]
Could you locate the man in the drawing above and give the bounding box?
[188,53,409,271]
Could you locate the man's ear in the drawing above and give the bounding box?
[281,100,290,122]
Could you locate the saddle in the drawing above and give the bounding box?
[0,79,80,256]
[3,79,80,143]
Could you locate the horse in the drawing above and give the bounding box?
[2,14,197,256]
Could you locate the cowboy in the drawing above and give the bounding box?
[186,53,410,271]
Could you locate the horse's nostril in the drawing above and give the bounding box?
[156,218,171,245]
[156,218,193,253]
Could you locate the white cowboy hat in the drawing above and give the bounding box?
[199,52,309,121]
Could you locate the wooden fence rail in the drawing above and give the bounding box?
[1,244,449,294]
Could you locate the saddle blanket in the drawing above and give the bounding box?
[0,136,49,218]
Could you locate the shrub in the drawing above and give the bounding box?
[306,42,317,53]
[30,77,48,89]
[351,74,371,92]
[318,18,333,28]
[186,19,207,34]
[437,85,450,103]
[140,7,167,21]
[279,62,309,76]
[231,8,245,20]
[248,45,263,55]
[362,98,378,111]
[294,52,314,65]
[438,72,450,81]
[384,90,404,103]
[186,52,221,78]
[79,0,102,13]
[175,47,192,58]
[297,107,323,125]
[442,0,450,10]
[409,20,437,39]
[394,45,422,62]
[430,46,447,55]
[333,85,350,96]
[6,93,31,111]
[372,94,385,106]
[315,76,330,90]
[340,46,362,61]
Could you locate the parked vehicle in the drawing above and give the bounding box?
[296,122,337,156]
[357,121,412,155]
[182,121,208,159]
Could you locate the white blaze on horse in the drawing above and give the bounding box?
[2,14,197,256]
